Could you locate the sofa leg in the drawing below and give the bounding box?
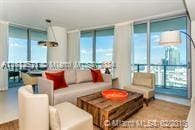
[145,99,149,106]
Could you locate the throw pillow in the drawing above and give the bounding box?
[45,71,68,90]
[90,69,104,82]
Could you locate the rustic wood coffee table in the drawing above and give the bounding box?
[77,89,143,130]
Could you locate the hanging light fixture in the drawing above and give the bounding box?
[38,19,58,47]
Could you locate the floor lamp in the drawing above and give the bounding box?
[160,30,195,48]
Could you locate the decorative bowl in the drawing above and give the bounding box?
[102,89,128,100]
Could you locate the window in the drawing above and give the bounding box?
[150,17,187,65]
[9,26,28,62]
[150,17,187,88]
[80,28,114,63]
[133,23,147,72]
[31,30,47,63]
[8,25,47,63]
[80,31,93,63]
[96,28,114,63]
[133,16,189,98]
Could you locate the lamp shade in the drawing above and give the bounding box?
[160,31,181,46]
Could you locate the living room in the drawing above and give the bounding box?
[0,0,195,130]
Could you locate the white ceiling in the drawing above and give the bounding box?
[0,0,186,31]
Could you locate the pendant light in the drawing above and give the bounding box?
[38,19,58,47]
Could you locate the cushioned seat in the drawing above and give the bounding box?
[54,102,93,130]
[54,82,111,104]
[125,85,154,99]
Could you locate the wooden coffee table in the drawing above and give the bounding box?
[77,89,143,130]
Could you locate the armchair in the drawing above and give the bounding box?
[125,72,155,106]
[18,85,93,130]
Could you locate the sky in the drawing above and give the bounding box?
[134,30,187,65]
[9,38,47,63]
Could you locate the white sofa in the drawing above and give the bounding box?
[184,98,195,130]
[18,85,93,130]
[38,69,112,105]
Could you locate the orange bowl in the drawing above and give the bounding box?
[102,89,128,100]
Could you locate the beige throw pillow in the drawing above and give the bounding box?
[76,70,93,83]
[49,106,61,130]
[65,69,76,84]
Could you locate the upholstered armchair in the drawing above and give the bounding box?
[125,72,155,106]
[18,85,93,130]
[18,85,49,130]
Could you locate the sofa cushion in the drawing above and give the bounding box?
[125,85,154,99]
[49,106,61,130]
[76,70,93,83]
[54,82,112,104]
[133,78,153,88]
[65,69,76,85]
[54,102,93,130]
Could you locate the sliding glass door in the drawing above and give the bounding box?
[133,16,190,98]
[150,17,188,98]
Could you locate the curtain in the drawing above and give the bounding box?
[113,21,133,88]
[0,21,9,91]
[67,30,80,62]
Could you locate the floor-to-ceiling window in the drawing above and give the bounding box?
[8,25,47,88]
[150,16,188,98]
[80,28,114,64]
[133,15,189,98]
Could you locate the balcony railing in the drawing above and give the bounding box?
[133,64,187,89]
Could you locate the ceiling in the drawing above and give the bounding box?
[0,0,186,31]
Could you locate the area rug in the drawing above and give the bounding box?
[0,99,190,130]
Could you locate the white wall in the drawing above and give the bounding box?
[0,21,8,91]
[47,26,67,63]
[191,21,195,98]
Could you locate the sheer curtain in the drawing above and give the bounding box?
[67,30,80,63]
[0,21,9,91]
[113,21,133,88]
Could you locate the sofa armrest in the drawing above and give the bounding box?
[38,77,54,105]
[102,74,112,83]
